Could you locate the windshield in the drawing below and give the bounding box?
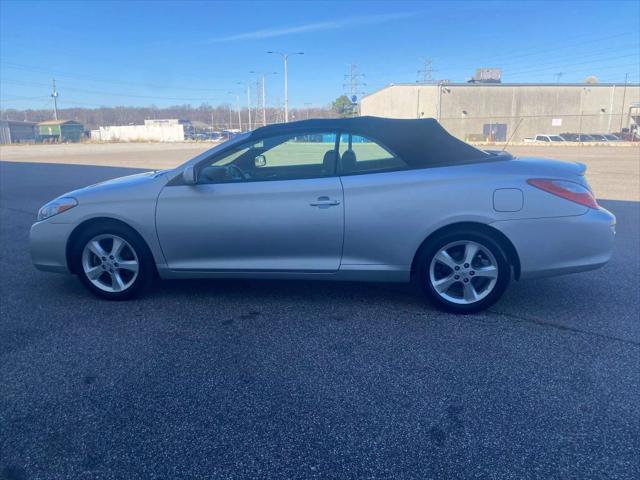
[179,131,251,169]
[549,135,564,141]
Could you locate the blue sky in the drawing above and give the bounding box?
[1,0,638,110]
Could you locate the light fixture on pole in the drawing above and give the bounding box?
[267,51,304,122]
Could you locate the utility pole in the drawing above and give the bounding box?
[229,91,242,131]
[267,51,304,122]
[51,79,59,120]
[554,72,564,83]
[417,59,435,83]
[261,77,266,126]
[239,82,252,130]
[304,102,312,119]
[619,73,628,132]
[247,84,252,130]
[343,64,366,117]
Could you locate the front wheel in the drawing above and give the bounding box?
[417,231,510,313]
[72,224,154,300]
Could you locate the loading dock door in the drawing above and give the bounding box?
[483,123,507,142]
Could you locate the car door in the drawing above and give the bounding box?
[156,131,344,272]
[337,132,415,268]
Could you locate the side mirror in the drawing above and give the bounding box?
[182,165,197,185]
[254,154,267,167]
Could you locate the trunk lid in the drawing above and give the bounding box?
[508,156,589,187]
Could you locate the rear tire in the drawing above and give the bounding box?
[71,223,154,300]
[416,230,510,313]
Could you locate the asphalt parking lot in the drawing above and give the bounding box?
[1,145,639,479]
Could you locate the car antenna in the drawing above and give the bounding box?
[502,117,524,152]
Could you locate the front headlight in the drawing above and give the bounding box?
[37,197,78,221]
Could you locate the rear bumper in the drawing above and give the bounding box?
[491,207,616,280]
[30,220,73,274]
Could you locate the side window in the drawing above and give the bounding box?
[199,132,338,183]
[338,133,407,175]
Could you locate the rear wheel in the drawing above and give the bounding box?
[417,231,510,313]
[72,224,154,300]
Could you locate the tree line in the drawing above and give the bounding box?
[0,99,352,131]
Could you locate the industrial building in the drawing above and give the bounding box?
[0,120,37,144]
[94,119,186,142]
[38,120,84,142]
[360,83,640,142]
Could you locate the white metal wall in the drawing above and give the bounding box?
[97,124,184,142]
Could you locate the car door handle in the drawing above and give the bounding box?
[310,196,341,208]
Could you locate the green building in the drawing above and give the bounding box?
[38,120,84,142]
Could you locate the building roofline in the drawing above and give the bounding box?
[361,82,640,100]
[0,120,37,125]
[38,120,83,125]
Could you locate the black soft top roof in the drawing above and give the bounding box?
[249,116,491,167]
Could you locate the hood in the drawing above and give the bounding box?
[84,169,167,190]
[64,170,170,203]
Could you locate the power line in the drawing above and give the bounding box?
[505,53,639,77]
[391,33,639,83]
[453,31,636,68]
[0,61,234,92]
[507,57,639,78]
[1,79,232,102]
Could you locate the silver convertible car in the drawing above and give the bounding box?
[30,117,615,313]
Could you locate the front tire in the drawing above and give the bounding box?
[416,230,510,313]
[71,223,154,300]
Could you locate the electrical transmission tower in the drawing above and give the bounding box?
[417,59,436,83]
[343,64,366,116]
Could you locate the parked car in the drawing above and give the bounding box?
[588,134,608,141]
[524,134,566,143]
[601,134,620,141]
[30,117,615,313]
[559,133,595,142]
[614,129,639,141]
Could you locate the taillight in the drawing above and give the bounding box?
[527,179,599,209]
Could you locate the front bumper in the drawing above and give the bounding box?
[30,220,74,274]
[492,207,616,280]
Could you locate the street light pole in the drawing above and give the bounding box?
[262,76,267,126]
[239,81,252,130]
[228,91,242,131]
[283,55,288,122]
[267,51,303,122]
[247,84,252,130]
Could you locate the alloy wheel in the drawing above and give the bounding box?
[429,240,499,305]
[81,234,139,293]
